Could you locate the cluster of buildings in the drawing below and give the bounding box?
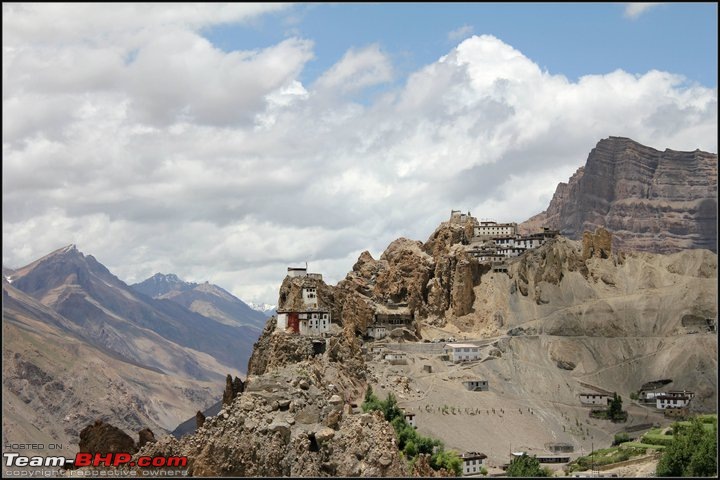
[450,210,559,271]
[276,267,332,336]
[579,388,695,412]
[639,389,695,411]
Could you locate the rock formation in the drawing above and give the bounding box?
[520,137,718,253]
[78,420,138,455]
[222,374,244,406]
[137,428,156,449]
[195,411,205,430]
[582,227,613,260]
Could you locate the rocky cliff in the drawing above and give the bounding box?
[520,137,718,253]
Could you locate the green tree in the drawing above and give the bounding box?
[608,392,623,420]
[657,417,717,477]
[506,453,548,477]
[381,392,404,422]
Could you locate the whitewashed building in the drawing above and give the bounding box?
[463,380,489,391]
[286,266,323,280]
[384,352,408,365]
[445,343,481,363]
[656,391,694,409]
[302,286,318,308]
[366,325,388,339]
[460,452,487,475]
[474,221,517,239]
[298,311,331,335]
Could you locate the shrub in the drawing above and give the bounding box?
[613,432,631,445]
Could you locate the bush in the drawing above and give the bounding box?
[507,454,548,477]
[362,388,458,475]
[613,432,631,445]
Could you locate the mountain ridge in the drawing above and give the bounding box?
[519,136,718,253]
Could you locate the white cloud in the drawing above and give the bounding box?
[2,9,717,307]
[624,3,662,19]
[313,44,393,94]
[448,24,474,41]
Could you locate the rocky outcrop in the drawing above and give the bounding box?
[195,411,205,430]
[582,227,613,260]
[78,420,137,455]
[134,359,406,477]
[222,374,244,406]
[520,137,718,253]
[137,428,156,449]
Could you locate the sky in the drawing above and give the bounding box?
[2,3,718,305]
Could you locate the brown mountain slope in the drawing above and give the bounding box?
[9,245,256,381]
[2,279,219,458]
[519,137,718,253]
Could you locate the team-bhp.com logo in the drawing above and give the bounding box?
[4,451,188,468]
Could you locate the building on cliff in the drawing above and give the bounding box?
[366,303,414,340]
[450,209,472,224]
[276,267,331,335]
[467,221,559,269]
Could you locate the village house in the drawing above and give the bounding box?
[460,452,487,475]
[403,411,417,428]
[366,303,413,340]
[444,343,481,363]
[384,352,408,365]
[463,380,489,391]
[579,393,611,406]
[656,391,694,410]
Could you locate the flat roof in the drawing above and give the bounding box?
[446,343,479,348]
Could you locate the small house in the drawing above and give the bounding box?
[444,343,481,363]
[463,380,489,392]
[384,352,408,365]
[579,393,611,406]
[460,452,487,476]
[403,411,416,428]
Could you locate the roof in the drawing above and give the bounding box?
[460,452,487,460]
[579,392,610,396]
[445,343,479,349]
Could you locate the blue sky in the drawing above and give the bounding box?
[204,3,718,90]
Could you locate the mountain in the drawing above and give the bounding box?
[247,302,277,317]
[131,273,268,330]
[519,137,718,253]
[2,278,219,458]
[9,245,258,381]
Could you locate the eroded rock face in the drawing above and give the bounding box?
[582,227,612,260]
[520,137,718,253]
[78,420,137,455]
[135,361,406,477]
